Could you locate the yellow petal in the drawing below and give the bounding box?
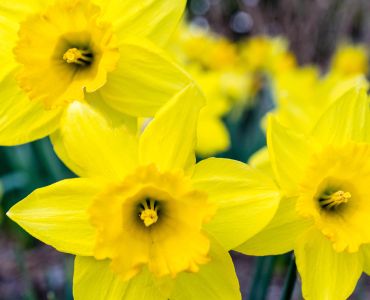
[248,146,273,176]
[267,116,312,196]
[192,158,280,249]
[53,101,138,179]
[86,91,137,133]
[99,38,192,117]
[171,238,241,300]
[98,0,186,46]
[236,197,311,255]
[0,16,18,80]
[361,244,370,275]
[0,0,51,23]
[311,87,370,148]
[7,178,103,256]
[73,257,168,299]
[295,228,363,300]
[196,114,230,157]
[139,84,205,173]
[0,71,62,145]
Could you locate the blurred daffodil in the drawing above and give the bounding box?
[186,66,231,157]
[238,35,297,106]
[331,43,369,77]
[238,88,370,300]
[239,36,296,77]
[272,64,369,134]
[7,85,280,299]
[0,0,191,145]
[169,24,257,156]
[170,24,238,71]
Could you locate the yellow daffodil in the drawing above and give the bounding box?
[169,24,238,71]
[0,0,192,145]
[271,66,321,132]
[237,87,370,300]
[272,65,369,134]
[185,66,231,157]
[331,43,369,77]
[239,36,296,76]
[7,84,280,299]
[169,24,256,156]
[248,147,272,176]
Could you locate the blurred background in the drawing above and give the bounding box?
[187,0,370,65]
[1,0,370,299]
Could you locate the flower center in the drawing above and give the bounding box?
[139,198,159,227]
[63,48,93,66]
[318,190,351,210]
[297,143,370,252]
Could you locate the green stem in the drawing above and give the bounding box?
[280,255,297,300]
[249,256,277,300]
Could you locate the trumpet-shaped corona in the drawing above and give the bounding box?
[297,143,370,252]
[89,165,213,280]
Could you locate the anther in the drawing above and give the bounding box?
[319,190,351,209]
[139,198,159,227]
[140,208,158,227]
[63,48,92,66]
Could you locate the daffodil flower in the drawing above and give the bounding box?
[0,0,191,145]
[7,85,280,299]
[238,88,370,300]
[272,65,368,134]
[331,43,369,77]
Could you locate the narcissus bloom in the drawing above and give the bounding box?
[169,24,238,71]
[8,85,280,299]
[239,36,296,76]
[0,0,191,145]
[188,67,232,157]
[168,24,254,156]
[331,43,369,77]
[272,65,368,134]
[238,88,370,300]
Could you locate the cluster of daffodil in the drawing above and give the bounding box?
[168,24,369,160]
[271,43,369,134]
[168,25,297,157]
[1,0,370,300]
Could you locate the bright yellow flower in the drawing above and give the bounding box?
[272,65,369,134]
[7,85,280,299]
[331,43,369,77]
[185,66,231,157]
[191,67,254,157]
[170,24,238,71]
[238,88,370,300]
[169,25,256,156]
[239,35,296,76]
[248,147,272,176]
[0,0,191,145]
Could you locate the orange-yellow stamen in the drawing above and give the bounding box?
[63,48,92,65]
[320,190,351,209]
[140,209,158,227]
[139,199,158,227]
